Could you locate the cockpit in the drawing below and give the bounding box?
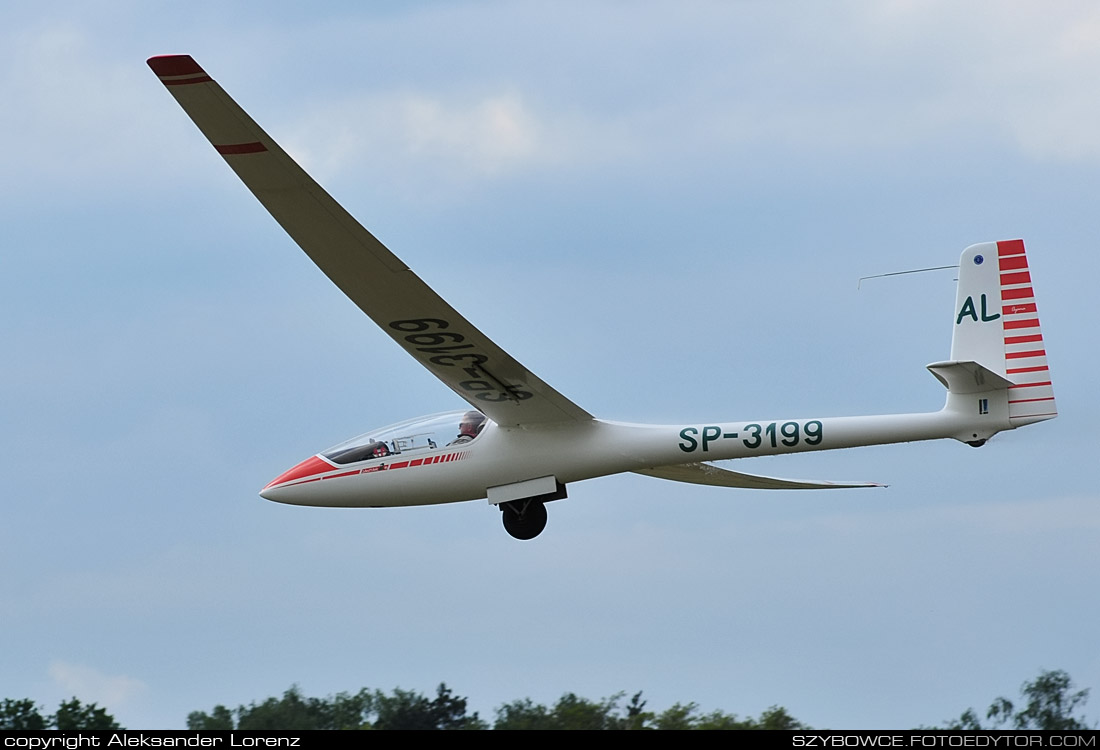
[322,410,488,465]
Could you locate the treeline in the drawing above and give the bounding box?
[1,669,1092,730]
[0,698,120,730]
[187,685,806,730]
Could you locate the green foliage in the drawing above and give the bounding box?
[0,699,47,730]
[493,692,807,730]
[53,698,121,730]
[186,704,234,730]
[186,683,481,730]
[494,697,554,730]
[941,669,1093,730]
[652,702,699,730]
[651,701,808,730]
[236,685,373,730]
[16,669,1091,731]
[756,705,810,730]
[372,683,485,730]
[494,691,648,730]
[1,697,120,730]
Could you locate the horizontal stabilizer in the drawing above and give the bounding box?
[927,360,1013,394]
[634,463,884,490]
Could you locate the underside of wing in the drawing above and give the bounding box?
[148,55,592,428]
[635,463,885,490]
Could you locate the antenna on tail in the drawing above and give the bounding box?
[857,264,957,289]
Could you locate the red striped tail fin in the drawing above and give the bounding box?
[995,240,1057,424]
[940,240,1056,427]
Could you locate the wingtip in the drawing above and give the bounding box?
[147,54,204,77]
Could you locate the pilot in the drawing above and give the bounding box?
[448,411,487,445]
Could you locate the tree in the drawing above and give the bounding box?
[755,705,810,730]
[52,698,121,730]
[186,704,235,730]
[494,691,806,730]
[187,683,481,730]
[653,701,808,730]
[235,685,352,730]
[372,683,484,730]
[494,692,632,730]
[943,669,1093,730]
[0,699,47,730]
[186,684,807,730]
[1,697,120,730]
[652,702,701,730]
[621,691,652,730]
[493,697,554,730]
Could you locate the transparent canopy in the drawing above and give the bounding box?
[322,410,488,465]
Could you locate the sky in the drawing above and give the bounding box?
[2,0,1098,730]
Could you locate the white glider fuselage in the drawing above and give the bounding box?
[259,401,993,509]
[150,54,1057,539]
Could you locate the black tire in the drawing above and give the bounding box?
[501,499,548,540]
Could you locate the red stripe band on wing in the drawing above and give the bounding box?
[1005,349,1046,359]
[215,142,267,155]
[1003,303,1037,315]
[1009,397,1056,404]
[1001,271,1032,285]
[1009,381,1052,389]
[1004,318,1040,330]
[1006,365,1049,374]
[999,256,1028,271]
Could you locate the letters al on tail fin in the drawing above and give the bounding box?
[930,240,1056,427]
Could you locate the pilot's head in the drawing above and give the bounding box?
[459,411,487,438]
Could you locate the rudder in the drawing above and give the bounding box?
[942,240,1057,426]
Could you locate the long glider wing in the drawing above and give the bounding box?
[148,55,592,427]
[635,463,884,490]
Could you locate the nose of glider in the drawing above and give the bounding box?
[259,455,333,502]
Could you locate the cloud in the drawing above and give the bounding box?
[0,22,186,201]
[277,88,635,194]
[48,661,148,710]
[398,93,539,172]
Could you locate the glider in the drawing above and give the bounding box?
[148,55,1057,539]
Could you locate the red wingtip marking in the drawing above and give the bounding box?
[147,55,205,77]
[215,142,268,155]
[997,239,1025,256]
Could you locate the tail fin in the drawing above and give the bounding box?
[928,240,1056,440]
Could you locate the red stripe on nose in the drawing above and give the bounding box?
[264,455,334,489]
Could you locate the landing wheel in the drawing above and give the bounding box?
[501,499,548,540]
